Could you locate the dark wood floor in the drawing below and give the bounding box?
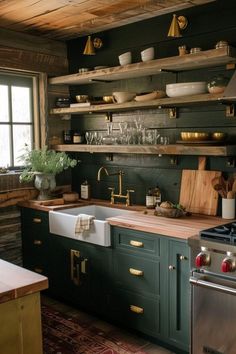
[41,295,176,354]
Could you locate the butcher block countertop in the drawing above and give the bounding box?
[0,259,48,304]
[19,199,229,240]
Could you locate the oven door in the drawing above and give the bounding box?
[190,271,236,354]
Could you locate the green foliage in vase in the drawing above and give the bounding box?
[19,146,78,183]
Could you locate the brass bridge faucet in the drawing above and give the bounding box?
[97,166,134,206]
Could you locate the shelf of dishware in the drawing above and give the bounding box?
[50,93,228,115]
[49,46,236,86]
[52,144,236,156]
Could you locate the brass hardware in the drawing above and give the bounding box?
[33,240,42,245]
[129,268,144,276]
[81,259,88,274]
[168,107,178,118]
[226,63,236,70]
[34,267,43,273]
[130,240,144,248]
[70,249,80,285]
[170,156,178,165]
[226,104,235,117]
[168,265,176,270]
[226,158,236,168]
[32,218,42,223]
[179,255,187,261]
[130,305,144,314]
[97,166,135,206]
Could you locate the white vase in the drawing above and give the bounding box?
[222,198,235,219]
[34,173,56,200]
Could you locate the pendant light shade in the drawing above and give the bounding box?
[167,14,188,38]
[83,35,95,55]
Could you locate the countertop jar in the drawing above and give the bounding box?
[63,130,74,144]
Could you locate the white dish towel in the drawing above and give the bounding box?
[75,213,95,236]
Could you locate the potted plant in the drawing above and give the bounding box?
[19,146,78,200]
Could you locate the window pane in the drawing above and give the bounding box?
[0,85,9,122]
[13,125,32,166]
[12,86,31,123]
[0,125,10,166]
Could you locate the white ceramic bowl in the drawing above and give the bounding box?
[112,91,136,103]
[166,82,207,97]
[118,52,132,65]
[141,47,154,61]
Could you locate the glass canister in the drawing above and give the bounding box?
[63,130,74,144]
[207,75,229,94]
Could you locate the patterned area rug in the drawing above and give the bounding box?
[42,304,149,354]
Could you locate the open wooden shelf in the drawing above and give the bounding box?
[52,144,236,156]
[49,46,236,86]
[50,93,228,115]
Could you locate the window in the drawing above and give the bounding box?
[0,72,39,168]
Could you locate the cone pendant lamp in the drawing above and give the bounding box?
[83,35,95,55]
[168,14,181,37]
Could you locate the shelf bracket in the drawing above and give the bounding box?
[106,153,113,161]
[170,156,178,165]
[168,107,178,119]
[105,112,112,122]
[226,158,236,168]
[226,104,235,117]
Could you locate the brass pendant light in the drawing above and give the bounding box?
[83,35,95,55]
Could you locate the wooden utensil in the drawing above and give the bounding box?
[179,156,222,215]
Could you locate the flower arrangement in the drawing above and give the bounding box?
[19,146,78,183]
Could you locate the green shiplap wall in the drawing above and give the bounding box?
[66,0,236,208]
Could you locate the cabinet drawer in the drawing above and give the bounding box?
[114,252,159,295]
[109,289,160,337]
[112,227,160,258]
[21,208,49,238]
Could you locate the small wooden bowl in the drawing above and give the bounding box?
[180,132,210,141]
[211,132,227,141]
[63,192,79,203]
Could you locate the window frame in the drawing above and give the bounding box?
[0,69,41,169]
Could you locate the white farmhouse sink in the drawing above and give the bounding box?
[49,205,134,247]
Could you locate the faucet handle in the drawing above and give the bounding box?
[108,187,115,204]
[126,189,135,207]
[108,187,115,192]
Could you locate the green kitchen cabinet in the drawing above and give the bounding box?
[20,207,51,278]
[111,226,190,352]
[48,233,112,315]
[160,238,190,353]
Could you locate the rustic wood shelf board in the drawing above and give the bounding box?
[52,144,236,156]
[50,93,224,115]
[49,47,236,86]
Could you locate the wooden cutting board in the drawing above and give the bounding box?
[179,157,222,216]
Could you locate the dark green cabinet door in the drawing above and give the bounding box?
[21,208,51,277]
[168,240,190,352]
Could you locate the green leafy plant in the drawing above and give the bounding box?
[19,146,78,183]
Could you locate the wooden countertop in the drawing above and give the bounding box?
[19,199,229,240]
[107,211,228,240]
[0,260,48,304]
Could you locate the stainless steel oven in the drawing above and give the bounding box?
[189,222,236,354]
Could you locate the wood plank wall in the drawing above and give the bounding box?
[66,0,236,207]
[0,28,69,264]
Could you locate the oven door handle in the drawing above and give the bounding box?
[190,276,236,296]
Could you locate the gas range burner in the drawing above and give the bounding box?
[200,222,236,244]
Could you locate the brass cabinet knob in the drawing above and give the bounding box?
[129,240,144,248]
[129,268,144,276]
[32,218,42,224]
[34,240,42,245]
[130,305,144,314]
[34,267,43,273]
[168,265,175,270]
[179,255,187,261]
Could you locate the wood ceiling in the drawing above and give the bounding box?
[0,0,216,41]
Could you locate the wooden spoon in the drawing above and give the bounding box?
[232,179,236,193]
[227,191,235,199]
[213,184,227,198]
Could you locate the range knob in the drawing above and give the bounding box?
[195,252,211,268]
[221,257,236,273]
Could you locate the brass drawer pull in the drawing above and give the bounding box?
[34,240,42,245]
[129,268,144,276]
[34,267,43,273]
[32,218,42,224]
[130,240,144,248]
[130,305,144,314]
